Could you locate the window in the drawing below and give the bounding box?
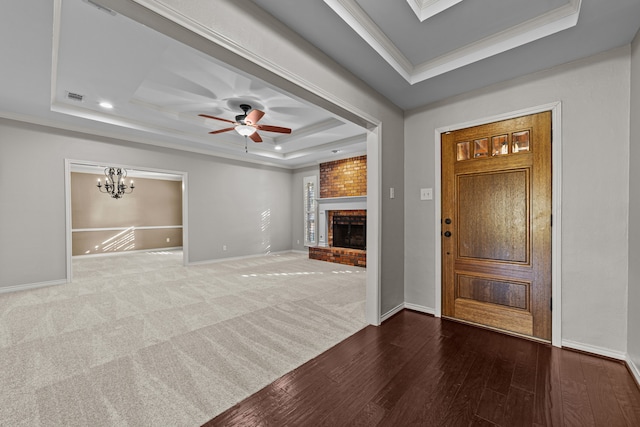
[303,176,318,246]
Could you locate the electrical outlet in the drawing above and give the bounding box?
[420,188,433,200]
[166,237,170,243]
[223,245,227,251]
[297,240,300,245]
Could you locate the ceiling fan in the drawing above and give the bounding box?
[199,104,292,143]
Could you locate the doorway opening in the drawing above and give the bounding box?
[65,160,188,282]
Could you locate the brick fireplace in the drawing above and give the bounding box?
[309,156,367,267]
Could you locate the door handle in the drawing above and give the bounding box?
[444,231,452,237]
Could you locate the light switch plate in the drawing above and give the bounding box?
[420,188,433,200]
[390,187,395,199]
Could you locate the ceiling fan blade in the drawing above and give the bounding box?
[199,114,236,124]
[257,124,292,134]
[250,132,263,143]
[245,109,265,125]
[208,127,235,134]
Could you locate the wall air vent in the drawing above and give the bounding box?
[65,91,85,102]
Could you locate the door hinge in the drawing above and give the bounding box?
[550,297,553,311]
[550,214,553,227]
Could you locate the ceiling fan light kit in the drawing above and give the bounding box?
[235,124,256,136]
[199,103,291,150]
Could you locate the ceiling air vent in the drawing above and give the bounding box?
[65,91,84,102]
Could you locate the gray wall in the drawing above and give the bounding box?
[404,46,631,353]
[117,0,406,315]
[628,32,640,371]
[0,118,293,288]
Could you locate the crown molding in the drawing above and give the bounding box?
[324,0,582,85]
[405,0,464,22]
[323,0,413,81]
[282,134,366,161]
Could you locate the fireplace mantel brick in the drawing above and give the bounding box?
[311,155,367,267]
[309,247,366,268]
[319,155,367,199]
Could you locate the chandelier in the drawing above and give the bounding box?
[96,167,135,199]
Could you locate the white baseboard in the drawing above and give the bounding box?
[626,354,640,386]
[0,279,67,294]
[380,302,436,322]
[404,303,436,315]
[380,303,405,322]
[291,249,308,254]
[561,339,627,360]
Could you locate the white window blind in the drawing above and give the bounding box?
[303,176,318,246]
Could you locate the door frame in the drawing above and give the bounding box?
[64,159,189,282]
[434,102,562,347]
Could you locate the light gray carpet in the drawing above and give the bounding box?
[0,251,366,426]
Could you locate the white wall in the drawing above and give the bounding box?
[112,0,406,315]
[628,32,640,373]
[405,46,631,353]
[0,118,293,288]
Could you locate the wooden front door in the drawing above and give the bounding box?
[441,112,552,340]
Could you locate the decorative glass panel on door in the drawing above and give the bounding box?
[492,135,508,156]
[457,141,470,161]
[513,130,530,153]
[474,138,489,158]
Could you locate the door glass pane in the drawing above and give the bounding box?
[474,138,489,158]
[457,141,470,161]
[492,135,508,156]
[513,130,530,153]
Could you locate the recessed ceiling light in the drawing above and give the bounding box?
[275,145,282,151]
[99,101,114,109]
[331,149,341,154]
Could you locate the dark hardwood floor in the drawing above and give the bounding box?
[203,310,640,426]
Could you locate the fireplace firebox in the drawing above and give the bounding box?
[332,215,366,250]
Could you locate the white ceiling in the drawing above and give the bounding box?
[1,0,639,168]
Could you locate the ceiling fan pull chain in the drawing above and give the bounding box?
[245,136,248,153]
